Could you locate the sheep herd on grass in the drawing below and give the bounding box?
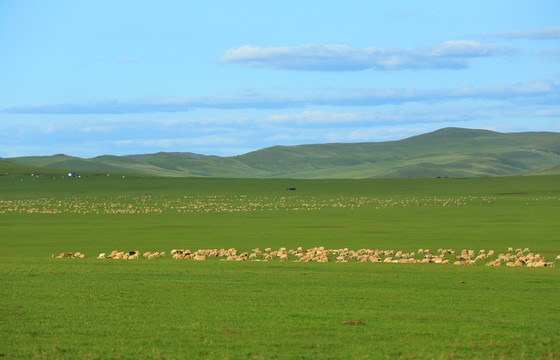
[51,246,559,267]
[95,250,167,259]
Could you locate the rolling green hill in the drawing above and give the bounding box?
[4,127,560,178]
[526,164,560,175]
[0,159,70,176]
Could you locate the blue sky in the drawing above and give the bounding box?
[1,0,559,157]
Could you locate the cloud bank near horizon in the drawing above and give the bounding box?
[3,80,557,115]
[484,26,560,40]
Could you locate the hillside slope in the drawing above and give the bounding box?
[4,128,560,178]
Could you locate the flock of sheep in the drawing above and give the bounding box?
[52,246,559,267]
[1,194,499,215]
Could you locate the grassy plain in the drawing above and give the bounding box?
[1,174,559,359]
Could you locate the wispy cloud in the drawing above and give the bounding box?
[485,26,560,40]
[325,127,426,142]
[541,47,560,58]
[112,136,243,148]
[263,126,428,144]
[118,55,138,64]
[217,41,515,71]
[80,125,114,132]
[263,109,476,125]
[502,105,560,117]
[265,111,361,124]
[3,80,557,115]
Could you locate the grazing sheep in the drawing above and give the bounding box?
[54,245,555,268]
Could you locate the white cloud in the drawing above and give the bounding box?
[119,55,138,64]
[502,105,560,117]
[325,127,425,142]
[2,80,557,114]
[189,135,244,146]
[40,123,56,134]
[485,26,560,40]
[80,125,114,132]
[265,111,360,124]
[263,124,436,145]
[490,80,556,94]
[218,41,515,71]
[263,108,476,126]
[541,47,560,58]
[429,40,509,57]
[161,108,478,133]
[112,136,243,148]
[163,116,253,126]
[264,131,322,142]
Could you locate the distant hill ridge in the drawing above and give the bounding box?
[4,127,560,178]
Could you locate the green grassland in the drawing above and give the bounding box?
[1,174,559,359]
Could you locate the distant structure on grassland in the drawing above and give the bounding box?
[68,172,78,178]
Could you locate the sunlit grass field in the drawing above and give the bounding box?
[1,174,559,359]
